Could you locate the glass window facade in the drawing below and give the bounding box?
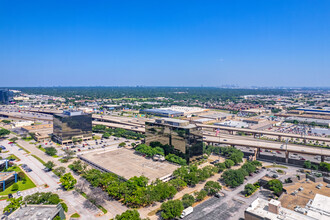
[145,122,203,163]
[53,113,92,144]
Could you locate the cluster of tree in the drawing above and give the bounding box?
[134,142,186,165]
[45,146,57,156]
[204,145,244,165]
[222,161,262,187]
[83,169,178,207]
[244,183,258,197]
[320,162,330,172]
[304,160,319,170]
[160,181,221,220]
[165,154,186,165]
[267,179,283,195]
[4,192,64,214]
[24,192,61,205]
[0,128,10,137]
[114,209,148,220]
[93,125,145,140]
[135,144,164,157]
[173,165,219,187]
[17,87,287,103]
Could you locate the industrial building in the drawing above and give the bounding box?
[214,120,249,128]
[0,89,13,105]
[53,111,92,144]
[140,106,209,118]
[145,118,203,163]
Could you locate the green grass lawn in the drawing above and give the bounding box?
[31,155,46,165]
[70,213,81,218]
[0,166,36,195]
[6,154,19,161]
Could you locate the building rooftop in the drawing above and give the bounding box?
[8,204,62,220]
[306,194,330,220]
[246,198,316,220]
[0,171,15,182]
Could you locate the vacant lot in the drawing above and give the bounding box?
[280,180,330,210]
[80,148,179,182]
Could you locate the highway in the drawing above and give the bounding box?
[203,134,330,157]
[199,124,330,143]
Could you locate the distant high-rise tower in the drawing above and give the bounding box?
[0,89,13,104]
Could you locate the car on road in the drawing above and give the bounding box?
[17,191,21,196]
[214,193,222,198]
[276,151,281,154]
[210,160,220,164]
[300,157,306,161]
[223,139,227,141]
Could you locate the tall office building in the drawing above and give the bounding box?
[0,89,13,104]
[145,118,203,163]
[53,111,92,144]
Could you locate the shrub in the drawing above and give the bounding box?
[11,183,19,191]
[181,194,195,208]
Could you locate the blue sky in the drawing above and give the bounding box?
[0,0,329,87]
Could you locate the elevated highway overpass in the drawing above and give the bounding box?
[198,124,330,143]
[203,134,330,162]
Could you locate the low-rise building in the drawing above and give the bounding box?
[7,204,65,220]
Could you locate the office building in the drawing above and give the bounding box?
[53,111,92,144]
[0,89,13,104]
[145,118,203,163]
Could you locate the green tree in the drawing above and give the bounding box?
[224,159,235,168]
[53,166,66,177]
[70,160,87,174]
[10,137,18,143]
[222,169,245,187]
[3,197,23,213]
[241,162,256,174]
[115,209,142,220]
[267,179,283,194]
[204,181,222,195]
[0,128,10,137]
[304,160,312,169]
[320,162,330,172]
[244,183,257,196]
[61,202,68,212]
[194,190,207,201]
[11,183,19,191]
[60,173,77,190]
[45,147,57,156]
[181,194,195,208]
[102,132,111,139]
[161,200,184,220]
[119,142,126,147]
[1,120,11,124]
[214,163,226,172]
[45,161,55,170]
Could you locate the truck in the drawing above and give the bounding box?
[180,206,193,218]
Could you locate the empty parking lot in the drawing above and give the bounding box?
[80,148,179,182]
